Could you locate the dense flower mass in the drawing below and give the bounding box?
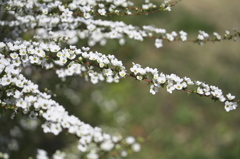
[0,0,239,158]
[0,40,138,158]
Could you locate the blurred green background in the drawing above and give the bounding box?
[92,1,240,159]
[2,0,240,158]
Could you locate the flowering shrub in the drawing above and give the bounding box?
[0,0,239,158]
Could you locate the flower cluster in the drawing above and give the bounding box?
[1,0,240,158]
[130,63,238,112]
[0,152,9,159]
[0,52,139,158]
[0,36,140,158]
[197,30,209,40]
[55,47,126,84]
[36,149,65,159]
[0,40,126,84]
[1,0,238,51]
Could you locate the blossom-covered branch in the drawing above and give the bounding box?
[129,63,238,112]
[0,44,140,158]
[1,0,238,49]
[0,0,239,158]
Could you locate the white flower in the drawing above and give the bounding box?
[16,99,28,109]
[98,3,105,8]
[119,70,126,77]
[121,151,128,157]
[77,143,87,152]
[84,12,91,19]
[79,135,92,145]
[167,73,180,82]
[103,68,113,76]
[142,4,149,10]
[200,31,209,37]
[53,150,65,159]
[0,75,12,86]
[27,48,35,54]
[130,65,140,75]
[0,42,6,48]
[136,75,143,80]
[87,152,98,159]
[219,95,226,102]
[197,35,204,40]
[195,81,202,85]
[166,83,175,94]
[225,101,237,112]
[171,31,178,37]
[155,39,163,48]
[211,89,222,98]
[112,136,120,143]
[198,30,209,40]
[150,85,158,95]
[35,48,45,57]
[179,30,187,41]
[100,140,114,151]
[10,52,18,59]
[50,123,62,135]
[87,24,96,31]
[155,28,166,34]
[42,8,48,14]
[14,90,22,98]
[197,87,204,95]
[166,33,174,41]
[29,55,40,64]
[49,44,60,52]
[224,101,233,112]
[15,79,24,88]
[157,75,166,84]
[19,49,27,55]
[125,136,135,144]
[153,73,158,80]
[184,77,194,85]
[37,149,48,159]
[213,32,221,40]
[98,9,106,15]
[131,143,141,152]
[226,93,235,100]
[175,82,183,90]
[165,6,171,11]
